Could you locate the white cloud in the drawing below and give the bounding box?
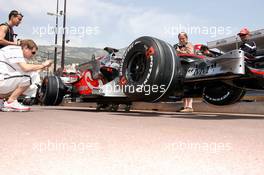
[0,0,222,48]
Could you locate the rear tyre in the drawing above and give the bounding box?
[203,82,246,106]
[121,36,183,102]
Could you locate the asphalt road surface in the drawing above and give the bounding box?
[0,106,264,175]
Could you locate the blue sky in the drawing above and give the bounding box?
[0,0,263,48]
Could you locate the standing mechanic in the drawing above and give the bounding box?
[174,32,194,113]
[0,10,23,49]
[238,28,257,57]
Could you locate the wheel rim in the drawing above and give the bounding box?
[127,52,147,82]
[39,78,48,103]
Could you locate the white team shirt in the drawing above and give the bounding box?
[0,46,26,80]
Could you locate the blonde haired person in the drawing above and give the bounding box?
[0,39,53,112]
[174,32,194,112]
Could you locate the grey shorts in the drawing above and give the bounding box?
[0,72,31,94]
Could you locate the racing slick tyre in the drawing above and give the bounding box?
[40,76,66,106]
[121,36,184,102]
[203,82,246,106]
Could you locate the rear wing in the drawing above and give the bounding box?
[207,29,264,52]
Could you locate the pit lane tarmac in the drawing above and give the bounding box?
[0,106,263,175]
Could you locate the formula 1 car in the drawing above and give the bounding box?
[39,36,264,110]
[39,47,132,111]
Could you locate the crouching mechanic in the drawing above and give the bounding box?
[0,39,52,112]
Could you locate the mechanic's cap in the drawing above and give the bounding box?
[238,28,250,36]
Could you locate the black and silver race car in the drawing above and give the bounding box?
[119,36,264,105]
[39,36,264,109]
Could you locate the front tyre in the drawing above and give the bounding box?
[39,76,66,106]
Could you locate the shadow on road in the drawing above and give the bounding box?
[46,107,264,120]
[115,111,264,120]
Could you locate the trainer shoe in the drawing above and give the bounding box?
[2,100,31,112]
[179,107,194,113]
[177,107,185,112]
